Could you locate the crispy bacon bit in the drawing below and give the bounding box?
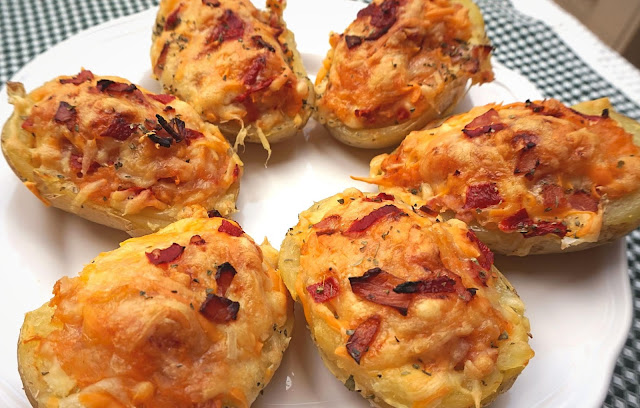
[514,148,539,179]
[164,5,182,30]
[464,183,502,209]
[233,164,239,178]
[190,235,206,245]
[218,219,243,237]
[97,79,137,93]
[346,205,403,235]
[199,294,239,323]
[419,205,438,217]
[184,128,204,142]
[59,69,94,85]
[466,231,494,271]
[101,114,136,141]
[251,35,275,52]
[569,108,607,122]
[203,0,220,6]
[462,109,506,138]
[393,276,456,294]
[499,208,568,238]
[512,132,539,150]
[349,268,410,315]
[364,193,395,202]
[313,214,342,236]
[54,102,77,131]
[354,107,378,124]
[568,191,599,212]
[347,315,381,364]
[541,184,565,209]
[234,55,274,103]
[215,262,237,296]
[148,94,176,104]
[69,153,100,176]
[499,208,530,232]
[307,276,340,303]
[345,35,363,49]
[357,0,399,41]
[208,9,244,44]
[208,209,222,218]
[146,243,185,265]
[154,42,170,77]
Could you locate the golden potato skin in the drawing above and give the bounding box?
[18,217,293,408]
[278,189,533,408]
[364,98,640,256]
[314,0,493,149]
[2,73,242,236]
[151,0,315,149]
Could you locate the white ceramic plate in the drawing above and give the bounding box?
[0,1,632,407]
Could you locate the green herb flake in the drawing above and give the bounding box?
[412,364,420,370]
[337,198,345,204]
[618,160,625,168]
[346,329,355,336]
[498,331,509,340]
[344,375,356,391]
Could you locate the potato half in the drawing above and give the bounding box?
[151,0,315,152]
[362,98,640,256]
[18,217,293,408]
[2,72,242,236]
[278,189,533,408]
[314,0,494,149]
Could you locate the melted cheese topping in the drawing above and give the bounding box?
[280,189,533,408]
[20,218,292,408]
[367,99,640,245]
[315,0,493,129]
[6,74,241,220]
[151,0,310,136]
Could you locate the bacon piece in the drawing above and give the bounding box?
[148,94,176,104]
[568,191,599,212]
[499,208,568,238]
[146,243,185,265]
[357,0,399,41]
[363,193,394,202]
[97,79,137,93]
[569,108,608,122]
[101,114,136,141]
[251,35,275,52]
[463,183,502,209]
[541,184,566,209]
[462,109,506,138]
[234,55,274,103]
[345,35,363,49]
[511,131,539,150]
[349,268,411,315]
[59,69,94,85]
[183,128,204,143]
[54,102,77,131]
[419,204,438,217]
[346,315,381,364]
[208,209,222,218]
[466,231,494,271]
[218,219,243,237]
[154,42,170,77]
[69,153,100,177]
[346,205,403,235]
[190,235,206,245]
[514,147,539,179]
[164,5,182,30]
[215,262,237,296]
[207,9,244,44]
[233,164,239,178]
[313,214,342,236]
[306,276,340,303]
[393,276,456,295]
[199,294,239,323]
[499,208,530,232]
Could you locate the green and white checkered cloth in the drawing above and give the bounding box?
[1,0,639,406]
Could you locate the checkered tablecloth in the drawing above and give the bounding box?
[2,0,639,406]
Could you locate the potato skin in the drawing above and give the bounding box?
[151,0,315,147]
[366,98,640,256]
[18,217,293,408]
[279,189,533,408]
[314,0,493,149]
[2,74,242,236]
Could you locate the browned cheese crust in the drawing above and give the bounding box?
[278,189,533,408]
[18,217,293,408]
[2,72,242,236]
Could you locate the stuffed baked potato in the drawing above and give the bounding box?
[18,217,293,408]
[362,98,640,256]
[278,189,533,408]
[151,0,314,153]
[314,0,494,149]
[2,71,242,236]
